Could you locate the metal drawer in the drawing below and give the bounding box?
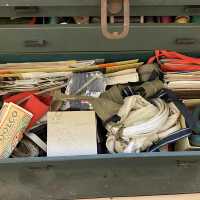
[0,51,199,200]
[0,0,200,17]
[0,24,200,53]
[0,0,199,53]
[0,152,200,200]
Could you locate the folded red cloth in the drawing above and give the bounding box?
[38,95,52,106]
[4,92,35,104]
[5,92,52,128]
[147,49,200,72]
[21,95,51,128]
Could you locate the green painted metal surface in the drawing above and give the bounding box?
[0,1,200,199]
[0,51,152,63]
[0,0,199,17]
[0,24,200,53]
[0,152,200,200]
[0,0,200,6]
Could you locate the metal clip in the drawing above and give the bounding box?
[101,0,130,39]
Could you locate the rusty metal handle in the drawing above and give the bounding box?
[101,0,130,40]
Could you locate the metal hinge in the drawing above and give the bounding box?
[101,0,130,39]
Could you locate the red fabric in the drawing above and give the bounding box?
[147,50,200,72]
[38,95,52,106]
[4,92,52,128]
[4,92,35,104]
[21,95,50,128]
[29,17,37,25]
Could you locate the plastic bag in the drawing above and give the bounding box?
[61,71,106,111]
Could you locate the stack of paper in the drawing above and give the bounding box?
[0,77,69,94]
[0,59,142,95]
[105,68,139,85]
[164,71,200,98]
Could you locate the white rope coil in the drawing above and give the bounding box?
[106,95,181,153]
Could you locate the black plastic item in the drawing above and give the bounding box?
[122,85,136,97]
[96,116,108,154]
[0,96,3,109]
[65,100,91,111]
[29,122,47,143]
[122,80,163,98]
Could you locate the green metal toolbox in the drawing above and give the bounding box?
[1,0,200,199]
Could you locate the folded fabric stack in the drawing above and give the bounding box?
[164,71,200,98]
[147,50,200,99]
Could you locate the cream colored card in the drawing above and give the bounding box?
[47,111,97,157]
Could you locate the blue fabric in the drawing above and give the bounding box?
[148,128,192,152]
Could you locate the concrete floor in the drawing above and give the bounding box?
[82,193,200,200]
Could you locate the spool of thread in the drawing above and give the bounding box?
[73,16,89,24]
[160,16,173,23]
[144,16,156,23]
[109,16,141,23]
[175,16,190,23]
[192,16,200,23]
[140,16,144,23]
[156,17,161,23]
[49,17,58,24]
[132,17,141,23]
[91,17,100,23]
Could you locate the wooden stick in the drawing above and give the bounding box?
[0,62,143,75]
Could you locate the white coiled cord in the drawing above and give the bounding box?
[106,95,181,153]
